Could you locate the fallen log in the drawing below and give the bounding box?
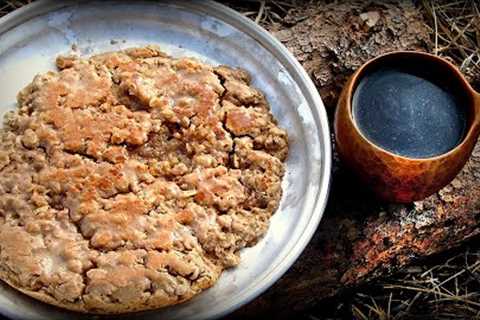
[230,1,480,318]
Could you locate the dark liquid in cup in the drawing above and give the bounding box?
[352,66,467,158]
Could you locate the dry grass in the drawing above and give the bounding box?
[349,242,480,320]
[225,0,298,27]
[0,0,31,16]
[301,240,480,319]
[422,0,480,88]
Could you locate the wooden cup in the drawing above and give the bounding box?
[335,51,480,203]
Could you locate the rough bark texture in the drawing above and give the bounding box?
[268,1,431,110]
[230,1,480,319]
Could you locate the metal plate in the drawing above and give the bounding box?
[0,1,331,319]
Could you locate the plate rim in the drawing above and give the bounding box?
[0,1,332,319]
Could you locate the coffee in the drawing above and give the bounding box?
[352,67,467,158]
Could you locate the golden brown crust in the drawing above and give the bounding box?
[0,45,288,313]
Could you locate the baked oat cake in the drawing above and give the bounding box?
[0,46,288,313]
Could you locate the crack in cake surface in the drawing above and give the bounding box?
[0,46,288,314]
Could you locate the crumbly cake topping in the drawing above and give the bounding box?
[0,46,288,313]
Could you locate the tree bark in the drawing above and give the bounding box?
[230,1,480,319]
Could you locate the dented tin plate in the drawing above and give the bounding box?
[0,1,331,319]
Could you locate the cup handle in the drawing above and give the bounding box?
[475,91,480,110]
[473,90,480,136]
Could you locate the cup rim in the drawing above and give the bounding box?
[346,50,479,162]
